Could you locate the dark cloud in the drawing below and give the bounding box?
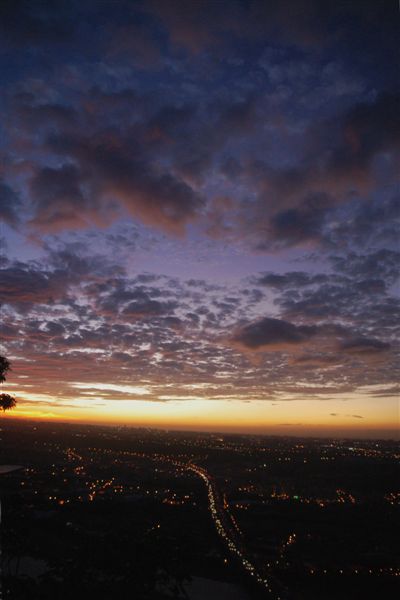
[0,0,76,47]
[0,263,68,308]
[29,164,89,230]
[35,132,204,234]
[94,280,178,317]
[326,92,400,178]
[232,317,317,351]
[0,244,125,312]
[1,4,397,249]
[47,244,125,279]
[233,92,400,248]
[13,98,77,131]
[122,297,177,319]
[149,0,399,61]
[268,198,328,246]
[0,179,21,226]
[43,321,65,336]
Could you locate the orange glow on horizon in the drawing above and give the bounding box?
[5,391,399,440]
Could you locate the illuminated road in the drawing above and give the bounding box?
[186,462,288,600]
[69,447,288,598]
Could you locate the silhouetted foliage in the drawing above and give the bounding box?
[0,355,16,411]
[0,394,17,412]
[0,355,11,383]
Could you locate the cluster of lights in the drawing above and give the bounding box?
[384,492,400,505]
[187,464,284,599]
[309,567,399,577]
[19,437,395,599]
[269,490,357,506]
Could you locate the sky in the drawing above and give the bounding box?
[0,0,399,438]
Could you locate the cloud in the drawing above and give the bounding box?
[274,251,400,329]
[256,271,327,289]
[291,354,343,367]
[31,132,204,234]
[340,337,391,355]
[0,0,76,47]
[325,92,400,178]
[44,321,65,336]
[324,195,400,250]
[0,0,398,416]
[330,249,400,284]
[122,297,177,319]
[2,6,398,250]
[13,98,77,130]
[0,243,126,312]
[148,0,231,54]
[4,243,395,406]
[267,194,331,247]
[0,264,69,308]
[232,317,317,351]
[47,243,125,279]
[330,412,364,419]
[149,0,399,58]
[233,92,400,249]
[29,164,90,230]
[367,385,400,398]
[0,179,21,226]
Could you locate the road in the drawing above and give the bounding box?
[185,462,288,600]
[67,447,289,598]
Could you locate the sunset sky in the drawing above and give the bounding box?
[0,0,399,438]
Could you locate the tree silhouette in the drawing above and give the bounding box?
[0,394,16,412]
[0,355,16,412]
[0,356,11,383]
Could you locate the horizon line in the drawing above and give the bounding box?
[2,415,399,442]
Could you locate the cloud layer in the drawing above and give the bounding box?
[0,0,398,421]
